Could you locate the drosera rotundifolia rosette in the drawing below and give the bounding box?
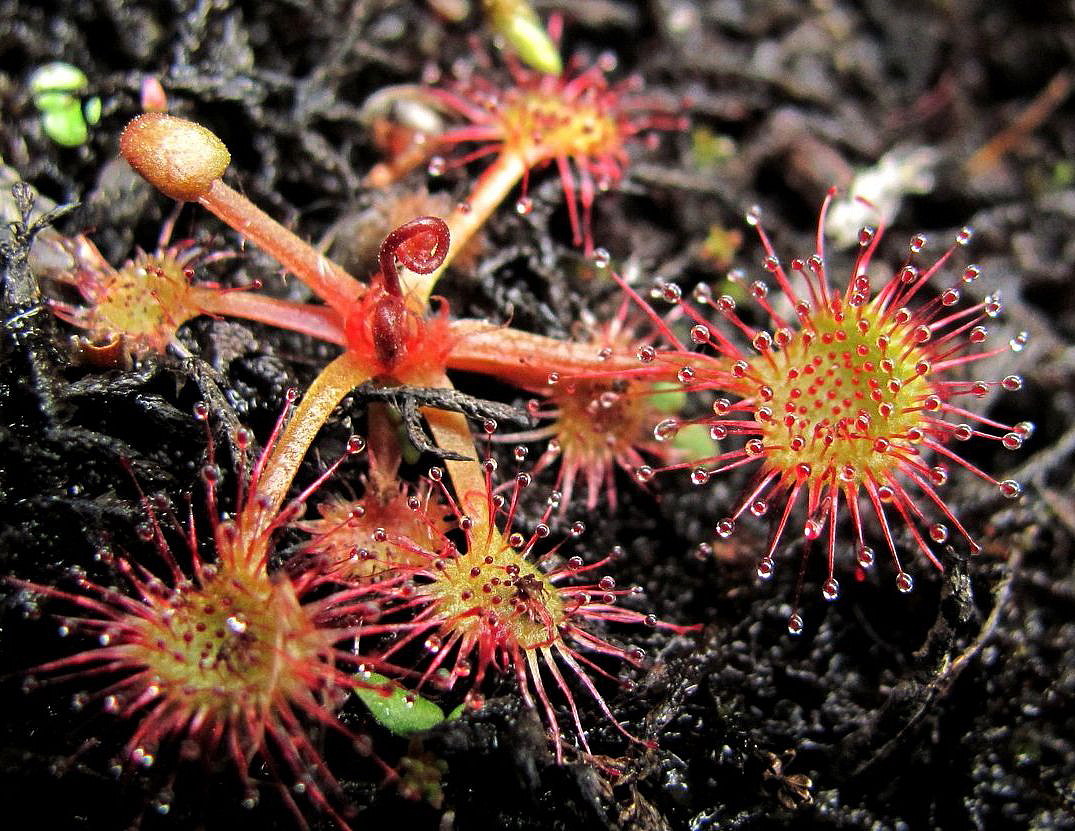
[632,189,1031,632]
[418,11,685,262]
[8,402,391,830]
[318,429,700,767]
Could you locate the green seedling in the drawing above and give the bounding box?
[29,62,101,147]
[483,0,562,75]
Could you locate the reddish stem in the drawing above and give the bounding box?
[199,180,363,314]
[196,290,346,345]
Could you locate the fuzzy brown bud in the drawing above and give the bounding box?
[120,113,230,202]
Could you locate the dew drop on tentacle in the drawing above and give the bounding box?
[1002,432,1023,450]
[953,424,973,441]
[661,283,682,303]
[856,545,875,569]
[653,418,679,441]
[999,479,1023,498]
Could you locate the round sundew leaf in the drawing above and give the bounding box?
[354,672,450,735]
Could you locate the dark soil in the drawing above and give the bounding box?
[1,1,1073,830]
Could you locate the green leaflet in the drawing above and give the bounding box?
[354,671,463,735]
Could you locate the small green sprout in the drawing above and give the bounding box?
[697,224,744,271]
[29,62,101,147]
[398,749,449,808]
[690,126,736,171]
[483,0,562,75]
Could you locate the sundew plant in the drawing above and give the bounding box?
[0,3,1051,830]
